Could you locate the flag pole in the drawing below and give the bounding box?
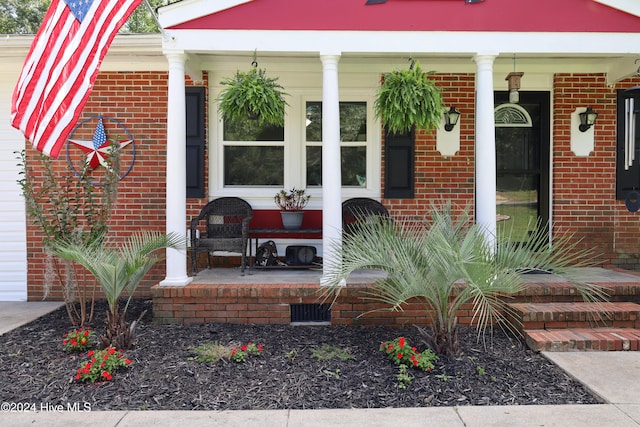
[142,0,172,40]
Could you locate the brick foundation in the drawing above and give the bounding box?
[151,275,640,327]
[151,282,476,326]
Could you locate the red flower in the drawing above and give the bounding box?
[387,345,393,352]
[101,371,112,381]
[411,347,417,352]
[413,360,419,367]
[87,350,94,357]
[397,353,403,359]
[241,345,247,351]
[398,337,405,348]
[248,342,253,345]
[231,348,237,357]
[108,347,116,355]
[125,359,132,365]
[257,344,263,352]
[83,330,90,337]
[104,354,110,361]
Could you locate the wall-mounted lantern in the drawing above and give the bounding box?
[444,106,461,132]
[578,107,598,132]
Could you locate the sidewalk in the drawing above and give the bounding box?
[1,301,639,426]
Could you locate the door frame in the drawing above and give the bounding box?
[494,91,551,235]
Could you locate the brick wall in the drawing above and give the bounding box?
[25,71,209,300]
[553,74,640,269]
[151,282,476,326]
[151,278,632,326]
[383,74,477,218]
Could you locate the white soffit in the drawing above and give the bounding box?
[165,30,640,57]
[158,0,252,29]
[594,0,640,18]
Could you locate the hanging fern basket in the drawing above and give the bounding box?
[374,60,445,135]
[217,60,289,127]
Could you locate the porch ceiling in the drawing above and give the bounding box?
[178,51,640,87]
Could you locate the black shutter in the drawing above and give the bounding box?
[384,128,415,198]
[616,89,640,200]
[186,87,205,198]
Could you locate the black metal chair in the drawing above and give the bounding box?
[190,197,253,275]
[342,197,390,235]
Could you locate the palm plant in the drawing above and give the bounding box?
[322,204,607,356]
[52,231,184,350]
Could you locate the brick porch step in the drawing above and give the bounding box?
[524,328,640,351]
[509,302,640,330]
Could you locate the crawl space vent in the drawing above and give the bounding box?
[290,304,331,323]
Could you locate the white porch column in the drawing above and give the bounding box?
[320,53,342,285]
[160,52,192,287]
[473,54,498,247]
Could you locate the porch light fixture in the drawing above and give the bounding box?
[506,72,524,104]
[578,107,598,132]
[444,106,461,131]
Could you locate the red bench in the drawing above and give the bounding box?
[248,210,323,267]
[249,209,323,236]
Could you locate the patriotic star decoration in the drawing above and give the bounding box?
[68,117,132,170]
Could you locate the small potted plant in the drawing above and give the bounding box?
[217,54,288,127]
[374,59,445,135]
[275,188,310,230]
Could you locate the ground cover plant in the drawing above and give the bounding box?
[0,299,600,410]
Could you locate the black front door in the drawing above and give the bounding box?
[494,91,550,242]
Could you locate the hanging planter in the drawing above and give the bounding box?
[374,59,445,135]
[217,53,289,127]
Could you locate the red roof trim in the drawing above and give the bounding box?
[169,0,640,32]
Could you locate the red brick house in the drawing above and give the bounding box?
[2,0,640,306]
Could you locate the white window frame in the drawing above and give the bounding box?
[210,87,381,210]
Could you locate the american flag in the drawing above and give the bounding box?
[10,0,143,158]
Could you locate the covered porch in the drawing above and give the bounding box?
[155,0,640,290]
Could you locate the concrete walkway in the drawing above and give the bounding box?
[1,301,639,426]
[0,301,65,335]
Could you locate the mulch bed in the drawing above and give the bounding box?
[0,299,600,410]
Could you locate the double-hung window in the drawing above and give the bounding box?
[222,117,285,186]
[305,101,368,188]
[215,90,379,201]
